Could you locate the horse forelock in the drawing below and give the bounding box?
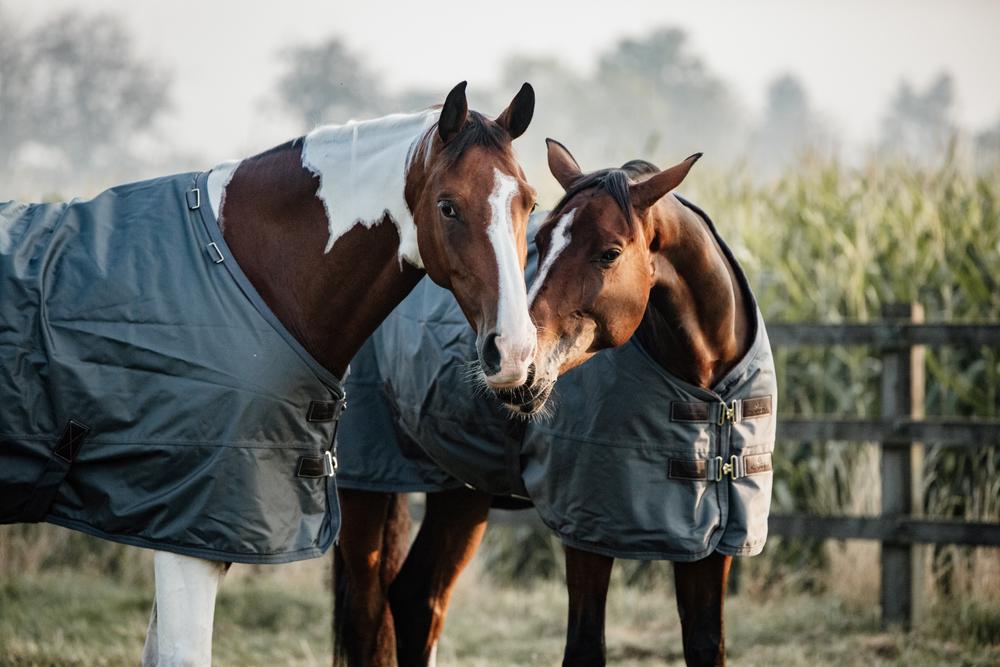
[436,111,512,167]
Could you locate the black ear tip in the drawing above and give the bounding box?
[449,81,468,96]
[688,152,704,163]
[520,82,535,96]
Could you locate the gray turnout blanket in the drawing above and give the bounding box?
[338,197,777,561]
[0,172,345,563]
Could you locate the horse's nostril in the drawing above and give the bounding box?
[481,333,502,376]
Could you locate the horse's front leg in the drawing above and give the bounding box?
[673,552,732,667]
[563,546,613,667]
[388,487,492,667]
[141,551,229,667]
[334,488,396,666]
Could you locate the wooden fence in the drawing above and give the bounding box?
[766,302,1000,628]
[479,303,1000,629]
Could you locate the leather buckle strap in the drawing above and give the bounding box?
[667,452,772,482]
[297,450,336,478]
[670,395,773,424]
[307,398,347,423]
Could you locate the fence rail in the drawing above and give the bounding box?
[768,322,1000,347]
[776,417,1000,445]
[768,515,1000,547]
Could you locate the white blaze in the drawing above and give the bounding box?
[486,168,535,377]
[528,209,575,305]
[300,110,439,267]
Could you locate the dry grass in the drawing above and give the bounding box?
[1,529,998,666]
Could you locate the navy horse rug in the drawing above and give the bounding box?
[0,172,345,563]
[338,201,777,561]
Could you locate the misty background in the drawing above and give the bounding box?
[1,1,999,201]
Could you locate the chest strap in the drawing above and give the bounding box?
[668,452,772,482]
[296,395,347,479]
[670,395,773,425]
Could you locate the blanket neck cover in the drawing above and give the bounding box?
[1,172,346,563]
[337,198,777,561]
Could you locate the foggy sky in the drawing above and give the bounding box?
[6,0,1000,163]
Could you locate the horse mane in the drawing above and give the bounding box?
[553,159,661,224]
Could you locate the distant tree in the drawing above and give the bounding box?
[974,116,1000,169]
[880,72,956,163]
[493,56,591,186]
[0,9,170,174]
[751,74,826,172]
[592,28,744,163]
[275,38,387,129]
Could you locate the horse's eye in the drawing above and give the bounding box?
[437,201,458,219]
[599,248,622,266]
[531,202,539,212]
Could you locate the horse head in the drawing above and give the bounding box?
[499,139,702,415]
[408,82,538,391]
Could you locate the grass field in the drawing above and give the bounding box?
[2,550,998,666]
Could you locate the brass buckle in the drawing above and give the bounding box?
[717,401,736,425]
[714,455,740,482]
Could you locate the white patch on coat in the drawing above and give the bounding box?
[528,209,575,305]
[146,551,227,666]
[206,159,240,222]
[301,110,439,268]
[487,168,535,377]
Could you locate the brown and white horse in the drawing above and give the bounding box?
[141,82,538,666]
[336,139,750,667]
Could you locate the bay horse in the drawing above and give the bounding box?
[335,138,771,666]
[1,81,539,666]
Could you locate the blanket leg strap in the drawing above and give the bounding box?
[20,420,90,522]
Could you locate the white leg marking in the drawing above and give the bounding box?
[427,640,438,667]
[527,209,576,306]
[149,551,227,667]
[485,168,535,384]
[142,599,159,666]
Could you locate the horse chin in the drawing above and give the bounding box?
[494,382,554,420]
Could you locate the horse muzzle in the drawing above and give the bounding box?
[478,329,536,389]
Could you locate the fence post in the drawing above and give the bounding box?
[879,302,925,628]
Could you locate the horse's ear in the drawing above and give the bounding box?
[439,81,469,144]
[546,138,583,191]
[496,82,535,140]
[629,153,703,211]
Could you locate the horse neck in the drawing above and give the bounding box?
[214,115,436,378]
[635,195,751,389]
